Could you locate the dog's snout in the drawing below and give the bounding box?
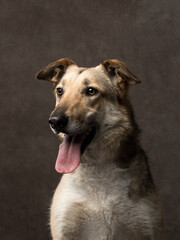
[48,113,68,133]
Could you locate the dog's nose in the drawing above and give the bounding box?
[48,114,68,133]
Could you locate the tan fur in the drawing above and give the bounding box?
[36,58,164,240]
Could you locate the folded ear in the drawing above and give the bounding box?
[35,58,76,83]
[101,59,141,86]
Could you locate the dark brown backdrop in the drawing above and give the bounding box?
[0,0,179,239]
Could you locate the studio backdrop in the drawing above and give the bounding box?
[0,1,179,240]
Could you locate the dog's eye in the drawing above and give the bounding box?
[56,88,63,96]
[86,87,98,96]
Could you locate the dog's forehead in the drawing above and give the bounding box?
[66,65,109,84]
[63,65,80,80]
[57,64,111,91]
[78,66,105,81]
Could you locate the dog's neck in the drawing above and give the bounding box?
[82,117,141,169]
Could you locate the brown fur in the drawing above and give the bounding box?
[36,58,164,240]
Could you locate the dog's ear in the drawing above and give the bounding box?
[36,58,76,83]
[101,59,141,86]
[101,59,141,97]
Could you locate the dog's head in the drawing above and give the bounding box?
[36,58,140,173]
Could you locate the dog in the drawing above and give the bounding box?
[36,58,164,240]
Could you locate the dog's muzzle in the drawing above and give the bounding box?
[48,113,68,134]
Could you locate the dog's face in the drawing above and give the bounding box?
[36,58,140,173]
[51,65,110,136]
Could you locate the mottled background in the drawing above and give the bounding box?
[0,0,179,239]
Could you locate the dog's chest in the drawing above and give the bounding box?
[51,165,133,239]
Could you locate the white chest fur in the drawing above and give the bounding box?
[50,163,133,239]
[50,163,158,240]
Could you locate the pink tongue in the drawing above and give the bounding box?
[55,134,85,174]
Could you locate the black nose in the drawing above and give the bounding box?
[48,113,68,133]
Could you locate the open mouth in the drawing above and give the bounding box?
[55,127,96,174]
[81,127,96,154]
